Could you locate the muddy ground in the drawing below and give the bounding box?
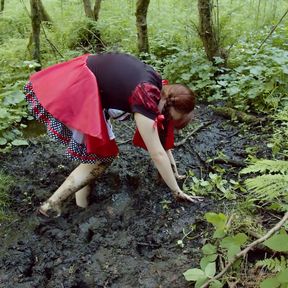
[0,105,268,288]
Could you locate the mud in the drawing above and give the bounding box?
[0,105,269,288]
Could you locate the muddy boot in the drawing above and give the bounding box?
[75,184,91,208]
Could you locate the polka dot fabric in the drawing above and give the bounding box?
[24,82,115,164]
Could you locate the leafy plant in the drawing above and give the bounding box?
[240,159,288,203]
[183,170,239,200]
[256,256,288,273]
[183,212,248,288]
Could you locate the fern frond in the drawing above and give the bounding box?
[256,256,288,272]
[245,174,288,200]
[240,160,288,175]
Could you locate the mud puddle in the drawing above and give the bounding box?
[0,105,268,288]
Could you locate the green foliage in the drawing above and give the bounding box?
[184,210,288,287]
[256,256,288,273]
[267,107,288,156]
[263,232,288,252]
[183,171,239,200]
[259,268,288,288]
[0,171,13,220]
[240,159,288,204]
[183,212,248,287]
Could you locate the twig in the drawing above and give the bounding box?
[41,23,64,58]
[200,211,288,288]
[256,8,288,53]
[175,121,213,147]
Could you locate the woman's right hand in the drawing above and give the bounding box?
[172,190,204,203]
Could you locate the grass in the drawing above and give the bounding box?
[0,171,13,221]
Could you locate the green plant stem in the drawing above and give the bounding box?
[200,211,288,288]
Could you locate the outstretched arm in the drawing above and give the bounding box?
[134,113,201,202]
[166,149,186,180]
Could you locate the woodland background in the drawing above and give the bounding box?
[0,1,288,287]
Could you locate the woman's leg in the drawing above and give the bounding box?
[75,184,91,208]
[39,161,111,217]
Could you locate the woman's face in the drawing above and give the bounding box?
[169,107,193,129]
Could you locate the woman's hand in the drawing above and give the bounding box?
[172,190,204,203]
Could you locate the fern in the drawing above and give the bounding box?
[245,174,288,200]
[240,159,288,204]
[256,256,288,272]
[240,159,288,175]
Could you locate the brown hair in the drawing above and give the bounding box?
[162,84,196,114]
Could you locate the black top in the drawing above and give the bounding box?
[86,53,162,114]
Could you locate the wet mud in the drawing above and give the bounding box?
[0,105,269,288]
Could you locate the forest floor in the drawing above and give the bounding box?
[0,104,269,288]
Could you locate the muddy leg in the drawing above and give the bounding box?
[39,161,111,217]
[75,184,91,208]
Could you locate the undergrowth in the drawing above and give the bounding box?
[0,171,13,221]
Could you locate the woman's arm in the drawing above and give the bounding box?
[166,149,186,180]
[134,113,200,202]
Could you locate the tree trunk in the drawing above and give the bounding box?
[0,0,4,13]
[93,0,102,21]
[38,0,52,22]
[83,0,94,19]
[198,0,220,62]
[30,0,41,68]
[135,0,150,54]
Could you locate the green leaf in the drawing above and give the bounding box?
[260,277,280,288]
[200,254,218,270]
[277,268,288,283]
[205,262,216,278]
[11,139,29,146]
[183,268,205,282]
[0,108,10,119]
[202,244,217,255]
[264,234,288,252]
[0,138,7,145]
[195,277,208,288]
[220,233,247,261]
[210,280,224,288]
[205,212,228,239]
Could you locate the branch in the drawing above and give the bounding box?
[200,211,288,288]
[257,8,288,53]
[174,121,213,147]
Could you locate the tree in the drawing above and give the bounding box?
[30,0,41,67]
[38,0,52,22]
[81,0,104,51]
[198,0,221,63]
[82,0,102,21]
[0,0,4,13]
[28,0,52,68]
[135,0,150,54]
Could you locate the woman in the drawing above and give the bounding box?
[24,52,201,217]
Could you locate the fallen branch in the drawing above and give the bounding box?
[175,121,213,147]
[211,157,245,168]
[210,106,263,124]
[200,211,288,288]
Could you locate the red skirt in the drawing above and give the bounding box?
[25,54,119,163]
